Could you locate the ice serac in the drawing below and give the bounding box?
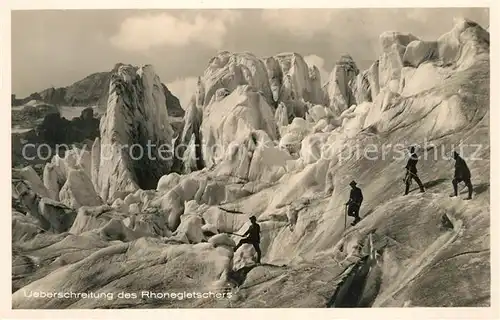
[194,76,205,107]
[14,182,76,233]
[263,52,324,117]
[198,51,323,114]
[403,40,438,68]
[267,53,323,104]
[437,18,489,70]
[90,137,101,192]
[200,85,278,169]
[351,70,372,104]
[366,60,380,100]
[308,65,324,104]
[59,169,103,209]
[213,129,291,184]
[263,56,282,104]
[39,147,91,202]
[157,172,181,193]
[171,214,205,244]
[378,31,419,91]
[200,51,273,108]
[96,64,175,202]
[13,166,51,199]
[43,163,62,201]
[174,101,204,174]
[324,54,360,116]
[275,102,289,128]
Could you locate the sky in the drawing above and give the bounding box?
[11,8,489,107]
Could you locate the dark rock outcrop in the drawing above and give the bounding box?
[13,70,184,118]
[13,72,109,107]
[36,108,99,147]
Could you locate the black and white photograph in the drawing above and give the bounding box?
[4,3,495,315]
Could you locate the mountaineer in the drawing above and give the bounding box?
[233,216,262,264]
[404,146,426,195]
[451,151,473,200]
[345,181,363,226]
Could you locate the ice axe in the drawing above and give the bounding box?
[403,169,413,187]
[218,206,244,214]
[226,231,244,237]
[344,204,348,230]
[217,229,243,237]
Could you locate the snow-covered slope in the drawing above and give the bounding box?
[12,18,490,308]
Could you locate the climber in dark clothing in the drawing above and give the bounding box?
[345,181,363,226]
[451,151,473,199]
[234,216,262,263]
[404,146,425,195]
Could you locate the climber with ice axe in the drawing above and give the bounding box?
[450,151,473,200]
[230,216,262,264]
[345,180,363,227]
[404,146,425,195]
